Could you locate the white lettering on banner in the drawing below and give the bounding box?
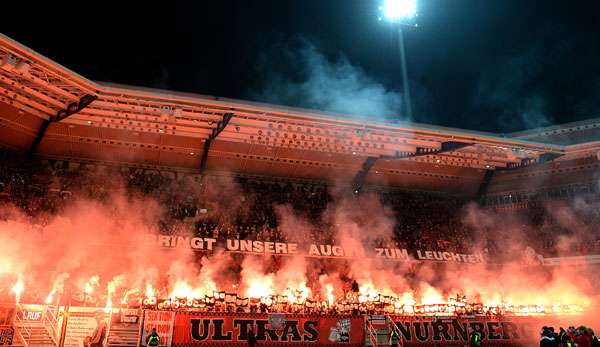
[226,239,297,255]
[308,244,320,256]
[307,244,358,257]
[158,236,216,250]
[154,236,484,264]
[239,239,252,252]
[416,250,482,263]
[253,241,264,253]
[158,235,171,247]
[375,248,409,260]
[190,238,203,249]
[319,245,332,256]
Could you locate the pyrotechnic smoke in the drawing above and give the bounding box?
[0,164,598,333]
[46,272,69,304]
[241,256,274,299]
[468,46,552,132]
[250,40,405,121]
[0,186,195,305]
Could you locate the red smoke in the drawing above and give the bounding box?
[0,174,597,333]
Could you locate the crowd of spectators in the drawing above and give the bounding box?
[493,196,600,258]
[1,149,599,260]
[380,191,473,253]
[540,325,600,347]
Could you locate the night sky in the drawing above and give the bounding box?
[2,0,600,133]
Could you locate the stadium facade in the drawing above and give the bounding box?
[1,33,598,199]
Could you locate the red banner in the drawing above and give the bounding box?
[388,315,596,346]
[172,312,364,346]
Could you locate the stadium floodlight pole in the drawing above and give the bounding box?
[397,26,413,119]
[379,0,418,120]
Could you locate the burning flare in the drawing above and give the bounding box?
[12,277,24,304]
[85,275,100,295]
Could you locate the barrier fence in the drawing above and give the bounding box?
[0,304,595,346]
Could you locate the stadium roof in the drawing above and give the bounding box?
[1,33,599,194]
[510,117,600,146]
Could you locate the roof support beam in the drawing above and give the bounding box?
[27,94,97,158]
[382,141,471,160]
[27,119,50,159]
[477,169,495,200]
[502,152,564,171]
[538,152,564,164]
[481,152,564,200]
[199,112,233,173]
[53,94,97,122]
[352,141,471,194]
[351,156,378,194]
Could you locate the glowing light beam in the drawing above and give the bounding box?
[381,0,417,21]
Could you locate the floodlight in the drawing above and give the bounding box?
[383,0,417,21]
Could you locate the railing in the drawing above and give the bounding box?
[13,329,29,347]
[104,309,114,347]
[386,315,403,347]
[13,305,31,347]
[365,319,379,347]
[12,304,60,347]
[42,305,59,345]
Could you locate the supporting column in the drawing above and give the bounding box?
[27,94,97,159]
[199,112,233,173]
[27,119,50,159]
[477,169,495,201]
[352,156,378,194]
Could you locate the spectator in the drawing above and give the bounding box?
[540,327,557,347]
[574,326,592,347]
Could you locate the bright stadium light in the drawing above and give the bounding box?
[377,0,418,119]
[382,0,417,21]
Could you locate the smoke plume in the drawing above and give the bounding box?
[0,164,598,335]
[250,40,405,121]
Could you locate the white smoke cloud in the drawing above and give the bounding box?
[469,47,553,132]
[251,42,405,120]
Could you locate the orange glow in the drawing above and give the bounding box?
[420,285,445,305]
[284,282,311,304]
[245,275,274,299]
[45,292,54,304]
[325,283,335,306]
[170,279,216,300]
[145,283,155,298]
[106,281,117,308]
[12,278,24,304]
[84,275,100,295]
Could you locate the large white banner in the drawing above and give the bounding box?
[62,307,109,347]
[152,235,485,264]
